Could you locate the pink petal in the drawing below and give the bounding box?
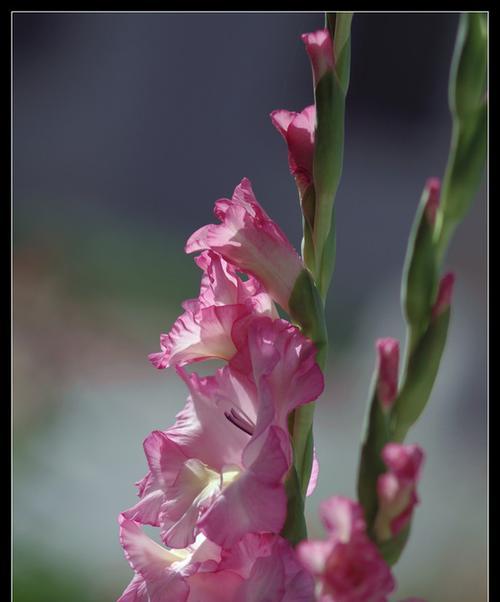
[296,496,397,602]
[160,459,221,548]
[270,109,297,137]
[149,250,276,371]
[236,554,286,601]
[241,317,324,438]
[271,106,316,194]
[306,448,320,496]
[220,533,315,602]
[186,572,243,602]
[199,426,289,548]
[375,443,425,539]
[175,367,253,470]
[296,539,332,575]
[319,496,366,541]
[123,490,165,526]
[117,574,149,602]
[118,515,190,602]
[149,304,244,369]
[381,443,424,481]
[125,432,188,526]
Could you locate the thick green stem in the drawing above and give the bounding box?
[281,11,352,546]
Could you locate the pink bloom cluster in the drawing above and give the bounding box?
[297,497,396,602]
[119,176,323,600]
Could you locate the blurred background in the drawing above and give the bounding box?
[13,12,486,602]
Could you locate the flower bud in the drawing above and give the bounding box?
[297,496,396,601]
[376,338,400,410]
[270,105,316,196]
[301,29,334,88]
[423,177,441,225]
[432,272,455,318]
[375,443,424,542]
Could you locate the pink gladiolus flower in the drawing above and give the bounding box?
[431,272,455,318]
[374,443,425,542]
[423,177,441,225]
[149,250,277,369]
[375,338,400,410]
[118,516,314,601]
[302,29,335,87]
[271,105,316,195]
[297,496,396,602]
[185,178,304,313]
[231,316,324,441]
[128,316,324,549]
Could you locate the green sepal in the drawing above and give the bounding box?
[401,187,438,349]
[288,268,328,364]
[280,464,308,546]
[317,206,337,300]
[392,308,451,442]
[288,268,328,494]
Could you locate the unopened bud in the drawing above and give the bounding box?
[432,272,455,318]
[301,29,334,88]
[375,443,424,542]
[423,177,441,225]
[376,338,400,410]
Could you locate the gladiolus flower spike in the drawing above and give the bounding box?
[117,11,485,601]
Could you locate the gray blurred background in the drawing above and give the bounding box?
[13,12,486,602]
